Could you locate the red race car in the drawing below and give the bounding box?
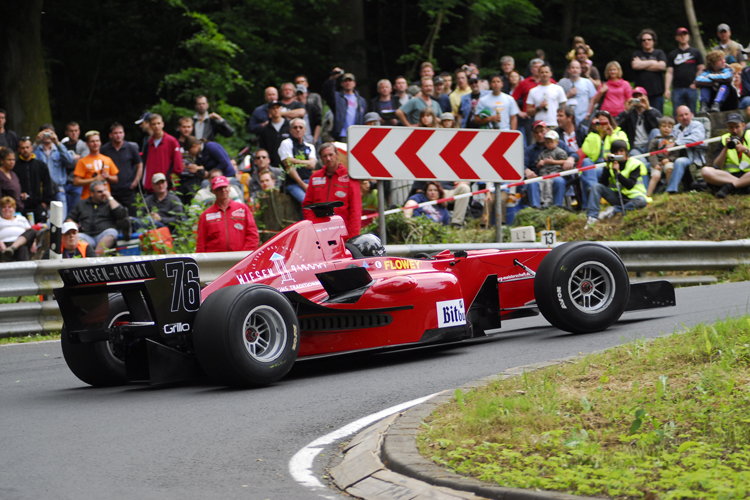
[54,202,675,388]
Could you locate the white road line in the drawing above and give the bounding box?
[289,392,440,497]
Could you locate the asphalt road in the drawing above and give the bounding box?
[1,282,748,500]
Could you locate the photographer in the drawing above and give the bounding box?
[701,113,750,198]
[615,87,662,155]
[585,140,647,227]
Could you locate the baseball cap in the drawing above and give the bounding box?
[342,73,356,82]
[726,112,743,124]
[676,27,689,35]
[268,100,282,108]
[717,23,730,32]
[364,112,380,124]
[468,76,479,84]
[440,112,455,122]
[295,84,307,94]
[632,86,648,96]
[211,175,230,190]
[135,112,151,125]
[544,130,559,141]
[532,120,547,130]
[152,172,167,184]
[61,221,78,234]
[433,76,445,85]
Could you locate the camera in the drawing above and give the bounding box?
[632,98,641,104]
[42,132,51,139]
[726,136,741,149]
[330,68,344,77]
[607,154,626,162]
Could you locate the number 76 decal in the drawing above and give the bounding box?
[165,261,201,312]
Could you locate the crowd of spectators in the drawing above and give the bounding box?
[1,22,750,261]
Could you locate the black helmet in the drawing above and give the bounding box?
[346,234,386,258]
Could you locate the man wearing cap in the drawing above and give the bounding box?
[701,113,750,198]
[322,68,367,141]
[196,175,258,253]
[631,29,667,114]
[396,77,443,127]
[193,95,235,142]
[474,74,519,131]
[458,76,490,128]
[135,112,152,153]
[364,112,381,126]
[138,173,184,232]
[294,75,323,116]
[257,100,291,168]
[66,180,128,255]
[302,142,361,239]
[248,87,280,135]
[296,84,322,145]
[665,28,705,116]
[142,114,183,193]
[101,122,143,216]
[712,24,746,67]
[432,76,452,113]
[43,222,96,259]
[73,131,119,201]
[616,86,662,155]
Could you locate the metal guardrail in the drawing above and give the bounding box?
[1,240,749,338]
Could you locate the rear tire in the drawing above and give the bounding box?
[193,285,300,387]
[534,242,629,333]
[61,294,128,387]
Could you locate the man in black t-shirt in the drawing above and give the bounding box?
[665,27,705,116]
[631,29,667,114]
[100,122,143,216]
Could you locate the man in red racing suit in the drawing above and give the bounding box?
[302,142,361,239]
[197,175,259,252]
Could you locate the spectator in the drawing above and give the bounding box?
[558,60,598,124]
[258,171,276,192]
[66,180,128,255]
[294,75,324,116]
[394,76,412,107]
[555,105,598,208]
[696,50,738,113]
[322,69,367,142]
[439,71,453,97]
[73,131,119,200]
[247,149,282,201]
[137,173,184,232]
[585,140,647,226]
[739,67,750,109]
[0,196,36,261]
[196,175,259,252]
[526,65,567,128]
[419,107,440,128]
[142,114,183,192]
[177,116,194,147]
[42,221,96,259]
[508,71,521,96]
[0,109,19,153]
[666,105,706,193]
[474,74,519,130]
[184,136,235,180]
[440,112,457,129]
[191,168,244,209]
[302,142,361,239]
[665,27,705,116]
[403,181,449,225]
[279,118,317,204]
[565,37,593,63]
[459,76,490,128]
[370,79,400,126]
[135,112,152,153]
[395,77,443,127]
[582,111,629,164]
[60,121,90,163]
[364,112,380,126]
[701,113,750,198]
[631,29,667,114]
[296,84,322,145]
[731,63,743,96]
[432,76,452,113]
[536,130,569,208]
[33,124,74,216]
[15,138,55,223]
[616,86,662,155]
[564,44,602,88]
[524,121,577,209]
[513,58,545,136]
[360,179,378,210]
[712,24,747,67]
[500,56,515,94]
[279,83,307,120]
[589,61,632,116]
[449,69,471,116]
[646,116,678,196]
[248,87,279,135]
[175,118,205,203]
[0,147,22,210]
[192,95,235,142]
[258,101,292,169]
[100,123,143,216]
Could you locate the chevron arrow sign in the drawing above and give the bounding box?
[347,126,523,182]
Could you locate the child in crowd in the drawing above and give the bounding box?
[536,130,568,208]
[647,116,677,196]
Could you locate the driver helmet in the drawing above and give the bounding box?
[347,234,386,257]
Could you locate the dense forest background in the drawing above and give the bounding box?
[1,0,748,152]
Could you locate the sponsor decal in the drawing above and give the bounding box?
[69,263,152,285]
[335,190,346,198]
[234,223,244,231]
[497,271,533,282]
[206,212,221,221]
[556,286,567,309]
[339,174,349,182]
[163,322,191,334]
[312,177,327,186]
[437,299,466,328]
[383,259,420,271]
[231,208,246,218]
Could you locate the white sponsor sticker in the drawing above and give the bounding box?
[339,174,349,182]
[234,223,244,230]
[312,177,327,186]
[231,208,246,217]
[206,212,221,221]
[436,299,466,328]
[335,190,346,198]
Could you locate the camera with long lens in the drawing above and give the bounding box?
[726,136,741,149]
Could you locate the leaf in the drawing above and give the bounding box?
[580,396,592,412]
[635,409,646,419]
[677,441,700,452]
[629,418,642,435]
[600,375,610,384]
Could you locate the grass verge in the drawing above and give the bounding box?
[0,333,60,345]
[418,317,750,499]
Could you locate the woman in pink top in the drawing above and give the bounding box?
[588,61,632,116]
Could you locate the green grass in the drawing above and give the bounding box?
[0,333,60,345]
[418,316,750,499]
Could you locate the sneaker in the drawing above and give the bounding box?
[585,216,598,228]
[2,247,14,262]
[599,206,616,219]
[716,183,734,199]
[689,180,708,192]
[709,101,721,113]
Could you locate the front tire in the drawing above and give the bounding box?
[534,242,629,333]
[61,294,128,387]
[192,285,300,387]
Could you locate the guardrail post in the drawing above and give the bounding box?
[49,201,64,259]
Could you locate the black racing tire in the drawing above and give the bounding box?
[61,294,128,387]
[534,242,630,334]
[192,285,300,388]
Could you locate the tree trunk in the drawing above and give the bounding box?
[0,0,52,136]
[684,0,706,57]
[331,0,370,100]
[466,7,482,67]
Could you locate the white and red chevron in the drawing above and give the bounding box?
[347,126,523,182]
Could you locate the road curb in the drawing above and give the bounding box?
[332,356,607,500]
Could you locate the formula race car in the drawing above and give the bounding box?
[54,202,675,388]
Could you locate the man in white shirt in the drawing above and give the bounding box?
[526,66,567,128]
[557,60,597,124]
[474,74,519,130]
